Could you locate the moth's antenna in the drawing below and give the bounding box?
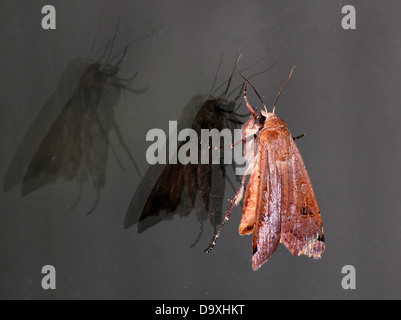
[109,26,161,65]
[86,189,100,215]
[236,55,268,113]
[243,82,257,117]
[221,53,239,99]
[272,65,296,114]
[106,20,121,63]
[213,56,269,96]
[226,60,279,99]
[208,50,224,96]
[88,17,103,60]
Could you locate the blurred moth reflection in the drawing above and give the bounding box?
[124,58,269,247]
[3,28,150,214]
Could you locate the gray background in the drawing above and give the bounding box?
[1,0,400,299]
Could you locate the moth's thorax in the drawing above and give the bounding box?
[260,111,288,130]
[194,98,222,126]
[80,63,101,83]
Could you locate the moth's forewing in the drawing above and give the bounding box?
[238,170,259,235]
[124,96,208,231]
[21,100,85,196]
[124,163,168,230]
[184,163,198,207]
[4,59,90,192]
[280,138,325,258]
[251,123,291,270]
[138,163,187,232]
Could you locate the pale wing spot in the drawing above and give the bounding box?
[300,182,308,194]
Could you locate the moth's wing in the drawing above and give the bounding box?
[124,163,167,229]
[20,115,66,195]
[21,101,84,196]
[251,128,287,270]
[239,163,259,236]
[4,59,90,192]
[280,139,325,258]
[124,162,188,232]
[184,163,198,207]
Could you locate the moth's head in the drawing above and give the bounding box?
[204,97,235,113]
[260,109,276,125]
[81,62,118,80]
[99,62,119,77]
[79,63,104,85]
[85,63,101,74]
[217,99,236,112]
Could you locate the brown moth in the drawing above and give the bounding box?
[206,67,325,270]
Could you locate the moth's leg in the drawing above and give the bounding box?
[293,133,305,140]
[112,80,149,94]
[190,217,204,249]
[204,172,248,253]
[91,111,126,172]
[114,72,138,82]
[218,132,254,151]
[86,188,100,215]
[69,182,83,210]
[111,116,142,177]
[205,126,260,252]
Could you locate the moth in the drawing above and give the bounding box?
[205,67,325,270]
[3,27,148,214]
[124,58,247,245]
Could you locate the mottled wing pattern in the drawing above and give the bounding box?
[248,125,324,270]
[251,127,290,270]
[280,138,325,258]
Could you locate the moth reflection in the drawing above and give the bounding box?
[124,59,250,246]
[3,27,149,214]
